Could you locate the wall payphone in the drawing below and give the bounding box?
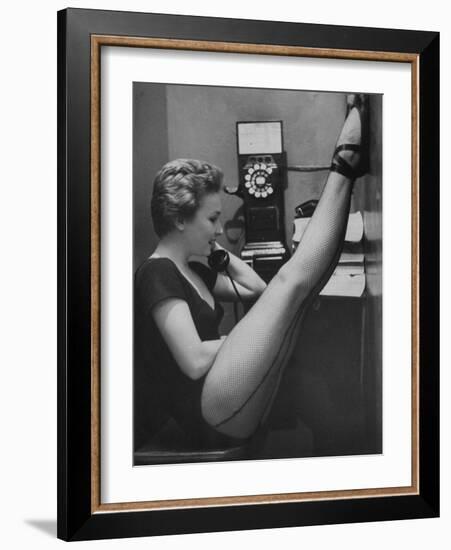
[225,121,290,282]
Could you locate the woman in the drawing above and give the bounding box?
[135,94,367,451]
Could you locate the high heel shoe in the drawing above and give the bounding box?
[330,93,369,181]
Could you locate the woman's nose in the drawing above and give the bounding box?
[216,221,223,236]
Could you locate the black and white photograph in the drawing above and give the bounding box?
[133,83,383,465]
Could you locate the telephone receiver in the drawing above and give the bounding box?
[295,199,319,219]
[208,249,244,306]
[208,249,230,273]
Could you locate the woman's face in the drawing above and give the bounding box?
[182,192,223,256]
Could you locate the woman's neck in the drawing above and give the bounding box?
[152,235,191,269]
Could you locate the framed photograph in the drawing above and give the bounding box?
[57,8,439,541]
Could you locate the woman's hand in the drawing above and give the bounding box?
[211,242,267,302]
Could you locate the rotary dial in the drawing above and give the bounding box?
[244,162,274,198]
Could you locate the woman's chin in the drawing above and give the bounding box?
[190,250,209,260]
[190,244,212,258]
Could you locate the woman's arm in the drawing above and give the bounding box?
[212,242,267,302]
[151,297,225,380]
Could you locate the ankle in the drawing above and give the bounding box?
[337,148,360,171]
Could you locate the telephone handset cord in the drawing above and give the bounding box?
[224,268,243,305]
[208,249,244,306]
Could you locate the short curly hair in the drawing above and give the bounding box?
[150,159,224,237]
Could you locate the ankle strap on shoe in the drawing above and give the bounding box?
[330,144,361,180]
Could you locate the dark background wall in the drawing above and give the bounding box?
[133,83,169,265]
[133,83,382,459]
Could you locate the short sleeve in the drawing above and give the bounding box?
[135,259,187,316]
[189,261,218,291]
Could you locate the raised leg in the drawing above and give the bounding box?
[201,96,366,439]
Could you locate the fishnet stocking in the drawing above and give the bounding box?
[201,174,353,438]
